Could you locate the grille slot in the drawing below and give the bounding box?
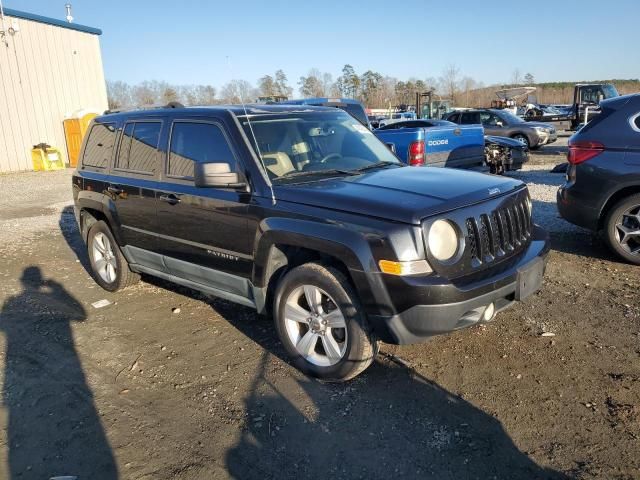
[465,195,532,267]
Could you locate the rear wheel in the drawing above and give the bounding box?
[87,221,140,291]
[274,263,378,381]
[604,195,640,265]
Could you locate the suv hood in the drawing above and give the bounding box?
[524,121,555,131]
[485,135,527,149]
[274,167,524,224]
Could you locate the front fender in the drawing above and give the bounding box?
[253,217,394,317]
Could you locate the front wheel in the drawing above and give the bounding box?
[273,263,378,381]
[512,134,530,149]
[604,194,640,265]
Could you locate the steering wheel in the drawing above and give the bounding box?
[319,153,342,164]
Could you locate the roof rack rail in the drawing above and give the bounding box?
[103,101,186,115]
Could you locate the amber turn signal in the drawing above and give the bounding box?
[378,259,432,276]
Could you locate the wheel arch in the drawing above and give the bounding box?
[76,192,123,245]
[598,184,640,229]
[253,218,390,317]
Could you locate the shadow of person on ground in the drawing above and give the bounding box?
[0,266,117,479]
[209,301,570,480]
[59,205,92,274]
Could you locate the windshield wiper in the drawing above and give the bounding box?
[353,161,402,173]
[278,168,360,180]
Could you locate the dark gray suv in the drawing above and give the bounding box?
[446,109,557,149]
[557,94,640,265]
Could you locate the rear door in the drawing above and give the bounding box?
[155,117,254,292]
[108,119,164,265]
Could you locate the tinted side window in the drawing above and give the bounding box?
[116,121,161,173]
[461,112,480,124]
[447,113,460,123]
[480,113,502,126]
[83,123,116,168]
[168,122,236,178]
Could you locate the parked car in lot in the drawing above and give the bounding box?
[377,111,417,128]
[279,97,370,127]
[445,109,557,149]
[374,119,485,168]
[73,104,550,381]
[557,93,640,265]
[484,135,530,174]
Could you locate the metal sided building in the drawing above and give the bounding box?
[0,7,107,172]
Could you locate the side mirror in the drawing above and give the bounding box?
[194,162,246,189]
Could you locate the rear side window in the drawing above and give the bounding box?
[83,123,116,168]
[116,121,162,173]
[168,122,236,178]
[461,112,480,124]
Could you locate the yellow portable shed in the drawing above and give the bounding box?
[63,110,98,167]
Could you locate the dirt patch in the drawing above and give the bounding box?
[0,153,638,479]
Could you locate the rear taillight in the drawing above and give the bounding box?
[409,140,425,166]
[567,140,604,165]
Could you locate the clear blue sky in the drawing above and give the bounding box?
[11,0,640,90]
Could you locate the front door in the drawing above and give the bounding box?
[155,119,253,291]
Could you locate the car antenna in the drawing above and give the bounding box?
[227,56,276,205]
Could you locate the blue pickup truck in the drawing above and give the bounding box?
[374,119,485,168]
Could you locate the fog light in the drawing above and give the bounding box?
[483,303,496,321]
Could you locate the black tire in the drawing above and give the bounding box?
[273,262,378,382]
[512,133,530,149]
[87,221,140,291]
[603,194,640,265]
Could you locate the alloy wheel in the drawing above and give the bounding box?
[92,232,118,283]
[283,285,348,367]
[615,204,640,256]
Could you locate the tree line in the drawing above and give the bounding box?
[106,64,481,110]
[106,66,639,110]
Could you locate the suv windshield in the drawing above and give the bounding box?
[602,84,619,99]
[496,110,525,124]
[338,104,369,126]
[240,111,400,182]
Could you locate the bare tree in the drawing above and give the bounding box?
[440,64,461,104]
[460,76,477,107]
[132,81,157,106]
[106,80,132,109]
[511,69,523,85]
[220,79,255,103]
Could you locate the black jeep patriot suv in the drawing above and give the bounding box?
[73,104,550,381]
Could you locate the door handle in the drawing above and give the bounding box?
[107,185,123,195]
[159,193,181,205]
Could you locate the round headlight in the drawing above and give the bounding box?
[428,220,459,261]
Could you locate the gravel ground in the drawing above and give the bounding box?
[0,146,638,479]
[509,164,584,235]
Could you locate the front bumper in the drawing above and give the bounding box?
[368,225,550,344]
[538,130,558,145]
